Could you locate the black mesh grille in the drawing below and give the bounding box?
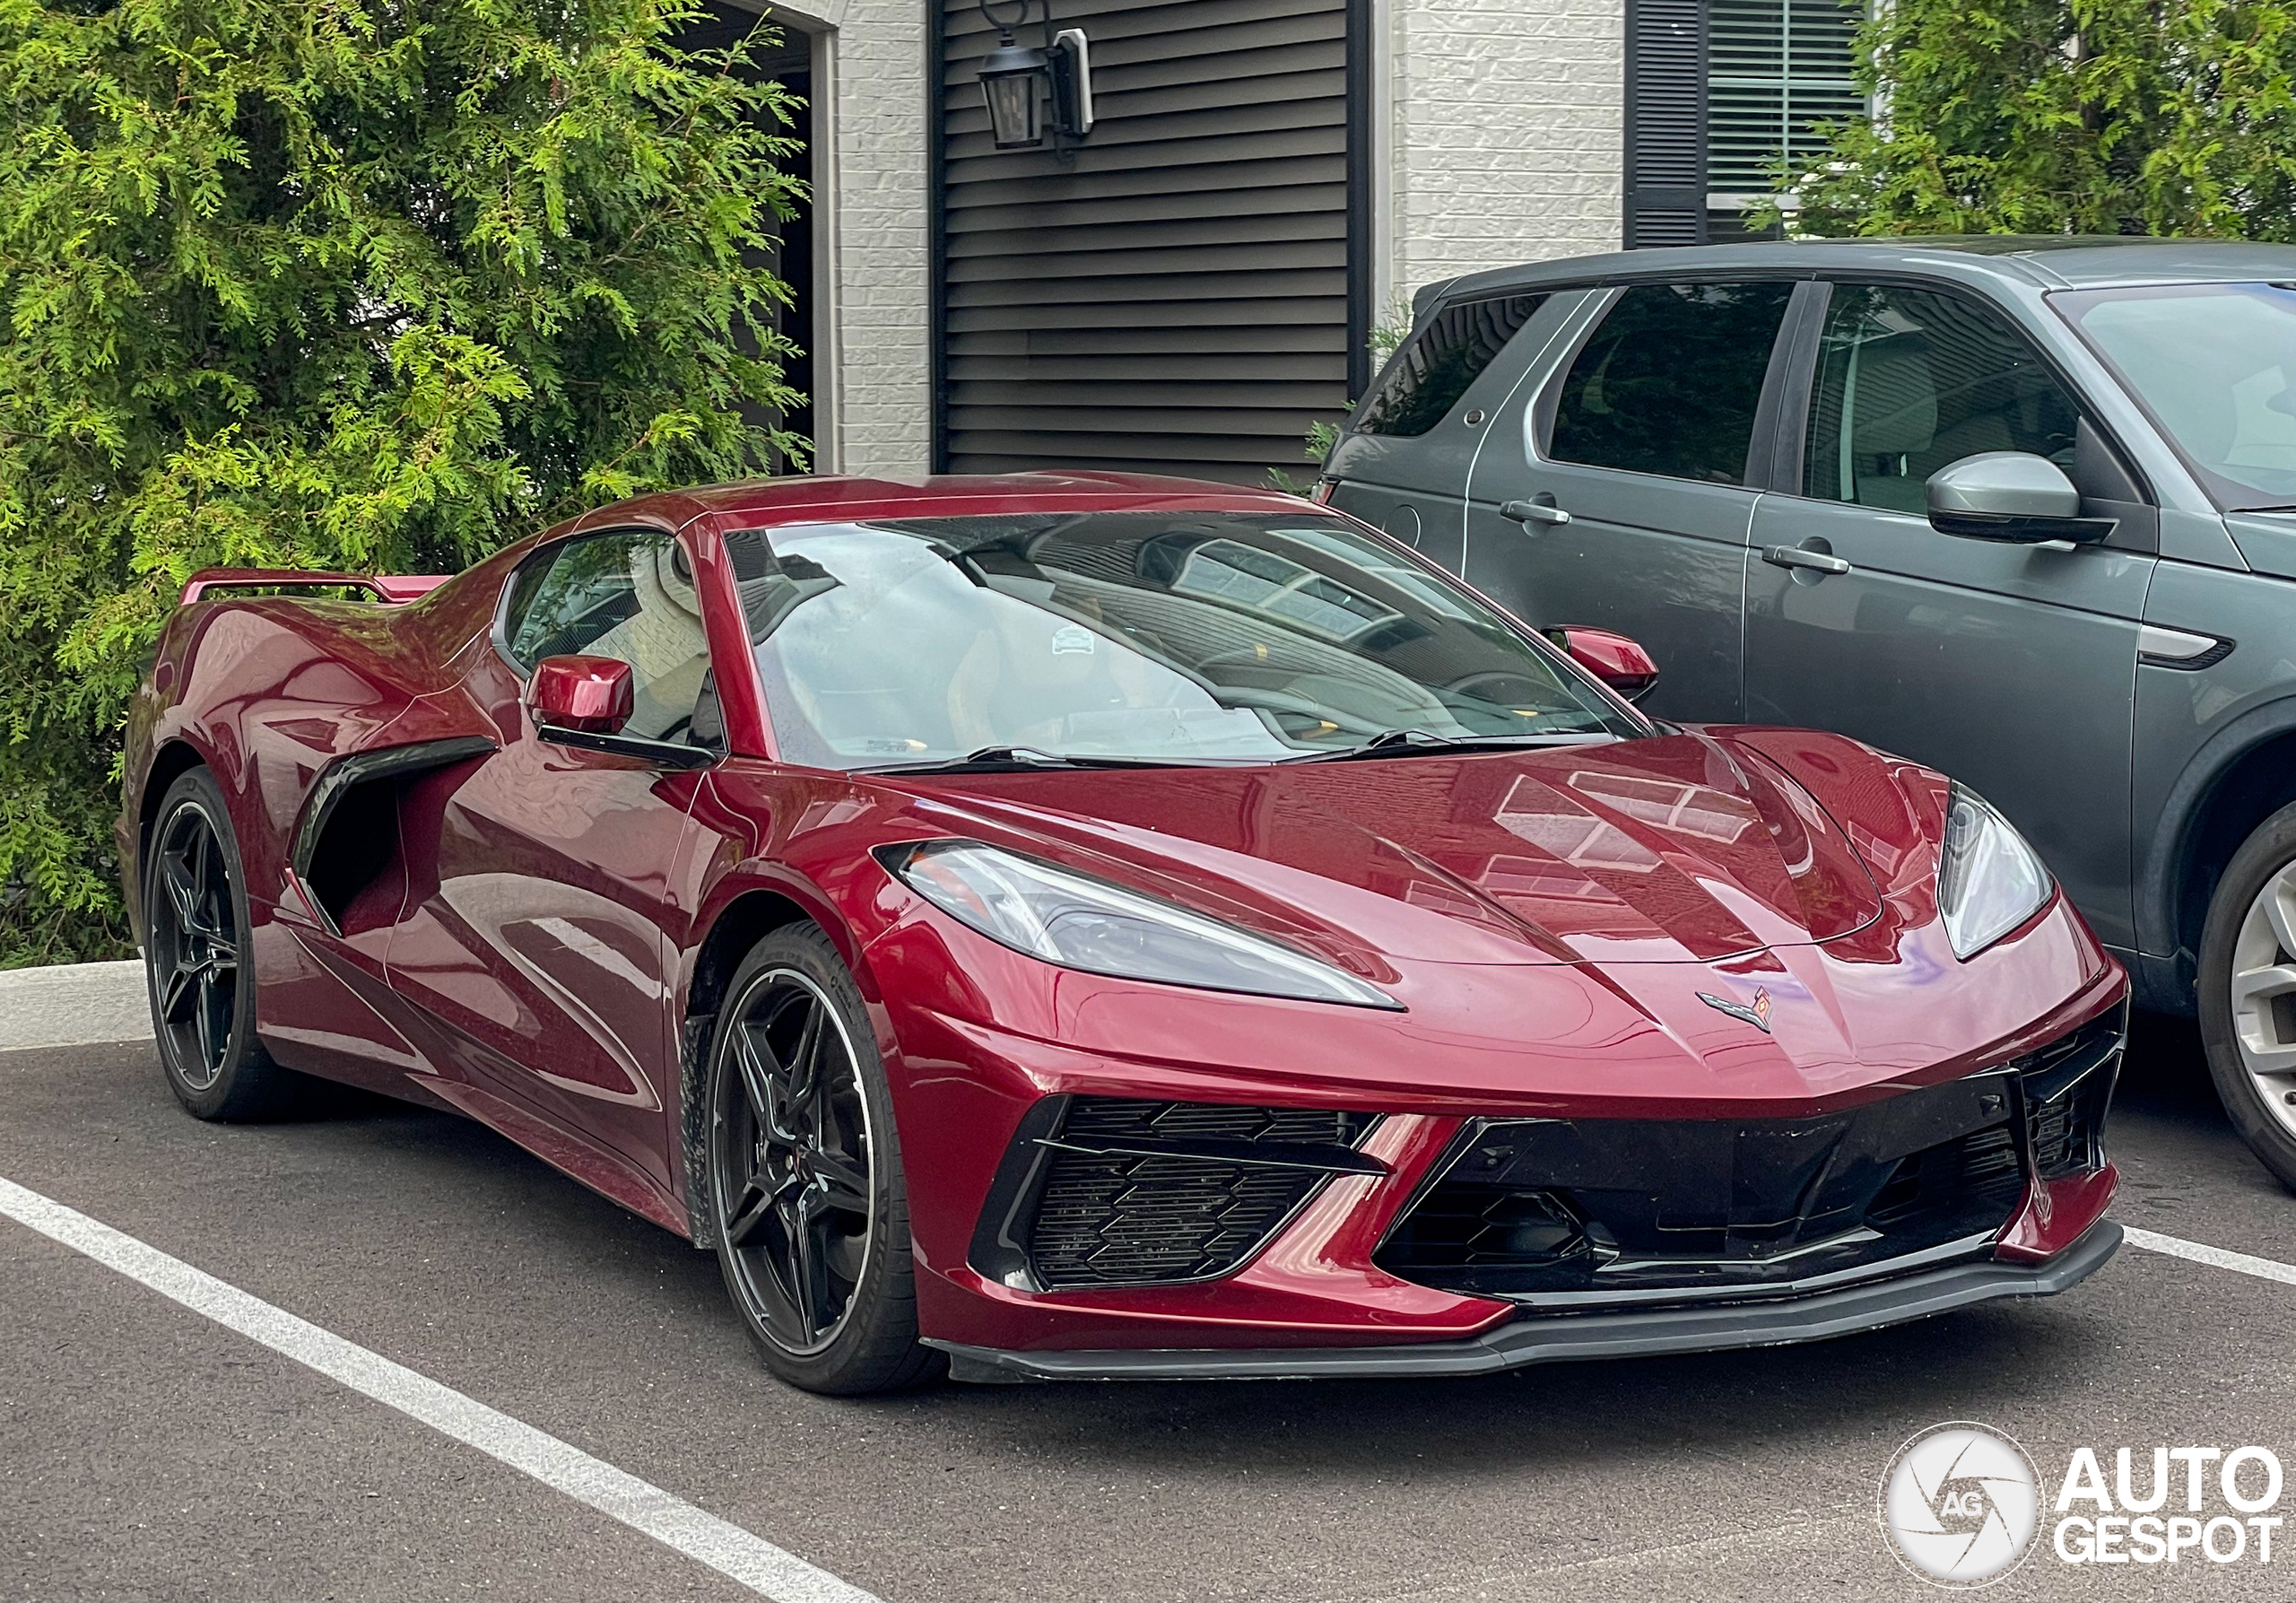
[1377,1011,2123,1304]
[1378,1076,2033,1301]
[1022,1100,1374,1290]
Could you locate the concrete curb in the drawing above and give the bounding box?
[0,960,152,1052]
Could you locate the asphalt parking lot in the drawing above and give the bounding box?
[5,1009,2296,1603]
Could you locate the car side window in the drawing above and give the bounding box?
[1353,292,1551,436]
[1546,281,1795,484]
[1805,283,2083,514]
[500,530,713,745]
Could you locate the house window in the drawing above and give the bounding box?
[1704,0,1866,240]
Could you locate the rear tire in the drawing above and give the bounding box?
[2197,799,2296,1192]
[142,767,300,1120]
[702,923,944,1395]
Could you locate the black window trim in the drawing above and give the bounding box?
[1763,273,2161,551]
[1527,273,1814,489]
[489,523,724,770]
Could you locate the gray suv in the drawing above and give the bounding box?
[1322,238,2296,1189]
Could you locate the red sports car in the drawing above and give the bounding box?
[119,475,2126,1394]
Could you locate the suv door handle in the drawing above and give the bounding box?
[1500,497,1572,527]
[1763,544,1852,576]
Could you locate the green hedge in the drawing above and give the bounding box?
[0,0,807,964]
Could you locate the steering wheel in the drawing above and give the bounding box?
[1210,686,1390,736]
[1445,670,1557,703]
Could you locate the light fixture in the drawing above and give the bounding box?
[977,0,1092,152]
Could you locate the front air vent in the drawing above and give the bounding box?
[2007,1004,2125,1180]
[969,1098,1381,1293]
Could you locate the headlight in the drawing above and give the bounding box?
[883,841,1401,1009]
[1937,783,2053,959]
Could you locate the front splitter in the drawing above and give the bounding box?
[928,1219,2122,1382]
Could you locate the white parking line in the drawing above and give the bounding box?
[0,1174,882,1603]
[2124,1225,2296,1287]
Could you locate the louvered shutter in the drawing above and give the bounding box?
[1623,0,1708,248]
[1706,0,1864,196]
[933,0,1355,484]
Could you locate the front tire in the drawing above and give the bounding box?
[703,924,942,1395]
[2197,799,2296,1191]
[143,767,300,1119]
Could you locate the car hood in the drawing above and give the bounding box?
[891,733,1888,966]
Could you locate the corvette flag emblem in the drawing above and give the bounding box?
[1697,987,1773,1032]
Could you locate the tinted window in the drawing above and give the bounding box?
[1806,283,2082,513]
[722,512,1638,771]
[501,531,713,744]
[1548,282,1795,484]
[1354,293,1551,436]
[2057,282,2296,511]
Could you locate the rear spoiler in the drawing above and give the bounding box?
[178,568,450,606]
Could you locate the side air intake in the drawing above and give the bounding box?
[291,736,496,934]
[969,1097,1383,1292]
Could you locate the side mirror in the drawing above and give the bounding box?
[1545,625,1658,704]
[1926,452,2117,544]
[531,655,633,736]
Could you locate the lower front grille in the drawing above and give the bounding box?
[970,1098,1378,1292]
[1375,1010,2125,1306]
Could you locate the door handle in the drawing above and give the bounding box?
[1500,497,1572,527]
[1763,544,1852,576]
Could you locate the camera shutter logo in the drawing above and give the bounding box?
[1879,1422,2041,1588]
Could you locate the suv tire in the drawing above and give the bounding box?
[2197,799,2296,1192]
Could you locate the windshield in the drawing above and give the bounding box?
[720,511,1639,770]
[2057,283,2296,510]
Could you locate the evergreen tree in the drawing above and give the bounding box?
[0,0,805,963]
[1767,0,2296,239]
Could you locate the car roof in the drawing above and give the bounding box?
[1427,236,2296,309]
[570,472,1320,536]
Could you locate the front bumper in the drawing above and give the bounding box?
[929,1216,2122,1381]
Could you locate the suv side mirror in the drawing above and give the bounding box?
[1545,625,1658,703]
[1926,452,2117,545]
[531,655,633,735]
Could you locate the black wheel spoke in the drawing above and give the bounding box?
[194,969,222,1075]
[812,1152,869,1215]
[787,1194,831,1338]
[731,1027,779,1135]
[160,960,196,1024]
[783,1006,825,1126]
[723,1179,776,1250]
[161,852,198,927]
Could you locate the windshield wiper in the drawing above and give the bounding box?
[857,745,1196,775]
[1274,729,1616,763]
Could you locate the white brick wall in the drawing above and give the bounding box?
[1383,0,1624,314]
[778,0,934,476]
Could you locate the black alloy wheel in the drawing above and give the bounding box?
[143,767,297,1119]
[705,924,940,1394]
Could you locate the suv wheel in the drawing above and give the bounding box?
[2197,799,2296,1191]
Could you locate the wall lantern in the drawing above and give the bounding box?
[978,0,1093,152]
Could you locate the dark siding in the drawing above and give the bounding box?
[935,0,1353,483]
[1624,0,1708,248]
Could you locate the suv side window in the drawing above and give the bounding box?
[1547,281,1795,484]
[1805,283,2083,513]
[1353,292,1551,436]
[500,530,713,745]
